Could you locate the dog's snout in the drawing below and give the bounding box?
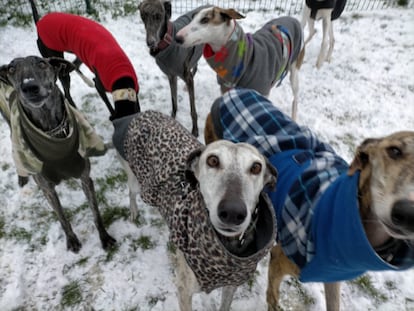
[218,198,247,226]
[21,80,40,96]
[175,35,184,45]
[391,199,414,232]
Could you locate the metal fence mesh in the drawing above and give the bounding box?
[1,0,412,26]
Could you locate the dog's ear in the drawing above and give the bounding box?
[348,138,377,175]
[0,64,11,85]
[47,57,76,77]
[217,8,245,21]
[264,158,277,191]
[163,1,172,19]
[185,147,204,187]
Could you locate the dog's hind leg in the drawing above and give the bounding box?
[117,155,140,222]
[316,16,331,69]
[33,174,82,252]
[219,286,237,311]
[326,22,335,64]
[289,63,299,121]
[324,282,340,311]
[80,160,116,250]
[266,244,300,311]
[304,18,316,45]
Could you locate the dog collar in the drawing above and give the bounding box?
[151,21,173,55]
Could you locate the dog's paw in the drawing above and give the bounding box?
[18,175,29,187]
[67,236,82,253]
[101,233,117,250]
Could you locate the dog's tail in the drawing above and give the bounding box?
[29,0,40,24]
[296,45,305,70]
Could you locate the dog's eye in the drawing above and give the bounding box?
[8,66,15,74]
[207,155,220,168]
[250,162,262,175]
[38,61,47,69]
[200,16,209,24]
[386,146,403,160]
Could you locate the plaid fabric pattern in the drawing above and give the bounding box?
[211,88,348,267]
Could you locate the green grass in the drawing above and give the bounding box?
[350,275,388,303]
[285,277,316,307]
[60,280,83,307]
[130,235,156,251]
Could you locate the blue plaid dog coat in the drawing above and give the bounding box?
[209,88,414,282]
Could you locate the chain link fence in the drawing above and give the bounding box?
[1,0,412,26]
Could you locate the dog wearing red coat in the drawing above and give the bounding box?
[29,0,140,119]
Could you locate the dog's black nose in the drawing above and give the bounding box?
[175,35,184,45]
[391,199,414,232]
[218,199,247,226]
[21,81,40,96]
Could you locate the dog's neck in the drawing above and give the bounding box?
[150,20,173,55]
[208,20,239,52]
[19,87,66,133]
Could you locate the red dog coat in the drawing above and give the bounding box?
[36,12,138,92]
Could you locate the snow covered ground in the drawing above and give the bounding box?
[0,5,413,311]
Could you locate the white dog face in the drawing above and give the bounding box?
[187,140,276,237]
[175,6,245,50]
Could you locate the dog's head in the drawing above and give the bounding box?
[0,56,75,109]
[175,6,245,49]
[348,131,414,240]
[138,0,172,50]
[186,140,277,237]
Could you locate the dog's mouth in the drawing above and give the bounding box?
[215,225,246,238]
[381,221,414,240]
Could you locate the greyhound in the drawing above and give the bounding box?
[175,6,305,121]
[301,0,347,68]
[110,107,277,310]
[204,88,414,311]
[29,0,140,118]
[0,56,116,253]
[138,0,208,136]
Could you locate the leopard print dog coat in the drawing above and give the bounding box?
[112,110,276,292]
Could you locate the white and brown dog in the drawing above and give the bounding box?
[205,88,414,311]
[175,6,305,121]
[110,108,277,310]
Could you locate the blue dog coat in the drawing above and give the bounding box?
[209,88,414,282]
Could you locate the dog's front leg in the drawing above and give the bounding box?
[167,74,178,119]
[219,286,236,311]
[174,249,199,311]
[324,282,340,311]
[33,174,82,252]
[80,160,116,250]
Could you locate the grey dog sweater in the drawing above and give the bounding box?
[203,16,302,95]
[112,111,276,292]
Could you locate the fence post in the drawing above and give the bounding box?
[85,0,95,14]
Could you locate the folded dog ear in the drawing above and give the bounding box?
[48,57,76,77]
[185,147,205,187]
[217,7,245,21]
[264,158,277,191]
[0,65,11,85]
[348,138,377,175]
